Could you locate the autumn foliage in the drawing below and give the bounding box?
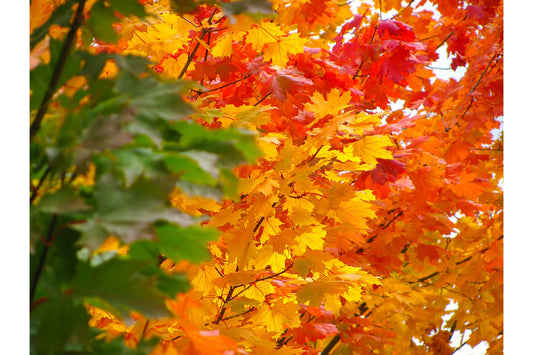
[30,0,502,354]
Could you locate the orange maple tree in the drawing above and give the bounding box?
[30,0,502,353]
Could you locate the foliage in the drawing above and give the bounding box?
[30,0,502,354]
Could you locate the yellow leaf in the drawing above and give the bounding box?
[211,32,234,58]
[297,282,330,307]
[246,22,284,51]
[253,246,288,272]
[159,54,192,79]
[250,300,301,335]
[191,264,222,295]
[242,281,276,302]
[246,23,306,66]
[127,14,196,60]
[349,135,394,166]
[293,226,325,254]
[305,89,352,125]
[263,33,306,67]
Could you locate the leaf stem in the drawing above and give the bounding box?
[30,0,87,142]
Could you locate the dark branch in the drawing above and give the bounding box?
[435,31,454,51]
[194,74,251,95]
[322,334,341,355]
[254,92,272,106]
[30,0,87,141]
[469,52,500,95]
[213,285,235,324]
[30,214,58,303]
[30,166,52,204]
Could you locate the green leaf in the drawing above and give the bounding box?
[78,52,113,82]
[37,187,91,214]
[129,240,161,261]
[115,74,195,121]
[30,294,91,354]
[168,121,261,164]
[89,0,119,43]
[73,174,193,250]
[163,152,218,186]
[175,181,224,203]
[169,0,207,13]
[220,0,274,21]
[156,223,218,263]
[73,258,171,318]
[157,272,190,298]
[113,148,167,187]
[112,55,150,75]
[109,0,147,17]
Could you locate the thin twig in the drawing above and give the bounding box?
[177,29,208,79]
[30,0,87,141]
[233,264,292,289]
[219,307,256,322]
[194,74,251,95]
[352,22,378,81]
[177,9,218,79]
[30,214,58,303]
[214,286,235,324]
[254,92,272,106]
[321,334,341,355]
[435,31,454,51]
[30,166,51,203]
[469,52,500,95]
[357,209,403,253]
[416,271,439,283]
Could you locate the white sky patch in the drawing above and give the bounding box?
[428,44,468,82]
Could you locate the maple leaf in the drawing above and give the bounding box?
[246,22,306,66]
[250,300,301,335]
[211,32,234,58]
[183,328,239,355]
[263,33,306,67]
[349,135,394,166]
[304,89,352,125]
[292,323,338,344]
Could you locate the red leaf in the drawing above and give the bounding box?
[377,20,415,41]
[466,5,485,19]
[371,159,406,185]
[292,323,338,344]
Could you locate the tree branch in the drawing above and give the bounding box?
[194,74,251,95]
[254,92,272,106]
[177,8,218,79]
[435,31,454,51]
[30,166,52,204]
[213,285,235,324]
[30,0,87,142]
[469,52,500,95]
[321,334,341,355]
[30,213,58,303]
